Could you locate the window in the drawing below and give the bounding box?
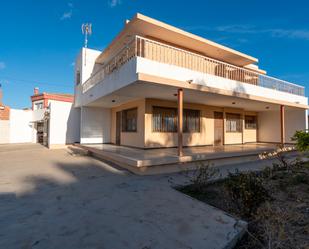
[245,115,257,129]
[76,70,81,85]
[183,109,200,132]
[226,113,242,132]
[122,108,137,132]
[153,107,177,132]
[152,107,200,133]
[34,102,43,110]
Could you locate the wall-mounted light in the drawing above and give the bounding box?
[187,79,193,84]
[232,102,236,105]
[173,93,177,97]
[265,106,270,109]
[112,100,116,103]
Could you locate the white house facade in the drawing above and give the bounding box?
[74,13,308,153]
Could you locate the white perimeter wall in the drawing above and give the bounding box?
[9,109,35,143]
[0,120,10,144]
[80,106,111,144]
[258,108,306,143]
[48,100,80,147]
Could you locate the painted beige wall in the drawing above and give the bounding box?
[258,111,281,143]
[258,108,306,144]
[111,98,260,148]
[111,99,145,148]
[243,112,257,143]
[285,109,306,142]
[145,99,217,148]
[244,129,257,143]
[145,99,251,148]
[223,108,243,145]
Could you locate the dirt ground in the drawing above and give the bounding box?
[179,163,309,249]
[0,144,245,249]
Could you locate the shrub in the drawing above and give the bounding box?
[262,146,302,173]
[190,162,219,193]
[292,130,309,152]
[224,170,269,217]
[253,202,295,249]
[289,173,309,185]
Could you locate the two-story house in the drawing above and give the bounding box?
[74,13,308,160]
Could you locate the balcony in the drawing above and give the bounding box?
[82,36,305,97]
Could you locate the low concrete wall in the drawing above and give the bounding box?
[9,109,34,143]
[0,120,10,144]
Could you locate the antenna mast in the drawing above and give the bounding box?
[81,23,92,66]
[81,23,92,48]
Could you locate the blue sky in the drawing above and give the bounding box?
[1,0,309,108]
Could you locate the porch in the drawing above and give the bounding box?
[75,143,288,175]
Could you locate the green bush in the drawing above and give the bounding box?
[224,170,269,217]
[292,130,309,152]
[289,173,309,185]
[189,162,219,193]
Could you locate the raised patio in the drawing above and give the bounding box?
[74,143,285,175]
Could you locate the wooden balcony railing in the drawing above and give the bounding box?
[82,36,305,96]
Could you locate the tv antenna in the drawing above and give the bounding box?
[81,23,92,48]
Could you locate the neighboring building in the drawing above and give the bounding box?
[30,88,75,146]
[0,86,11,144]
[0,86,34,144]
[0,87,80,148]
[74,13,308,152]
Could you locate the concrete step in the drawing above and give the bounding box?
[71,144,299,175]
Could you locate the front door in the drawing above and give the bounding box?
[116,111,121,145]
[36,122,44,144]
[214,112,224,146]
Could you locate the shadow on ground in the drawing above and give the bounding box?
[0,145,244,249]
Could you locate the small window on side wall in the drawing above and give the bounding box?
[122,108,137,132]
[226,113,242,132]
[34,102,43,110]
[245,115,257,129]
[76,70,81,85]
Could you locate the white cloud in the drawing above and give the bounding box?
[0,62,6,70]
[214,25,309,41]
[61,11,72,20]
[60,2,73,20]
[185,24,309,41]
[108,0,121,8]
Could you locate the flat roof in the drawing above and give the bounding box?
[96,13,258,67]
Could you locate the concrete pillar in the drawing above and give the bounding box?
[178,88,183,157]
[280,105,285,145]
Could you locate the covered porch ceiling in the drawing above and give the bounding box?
[86,81,303,112]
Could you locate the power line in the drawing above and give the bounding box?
[0,75,73,88]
